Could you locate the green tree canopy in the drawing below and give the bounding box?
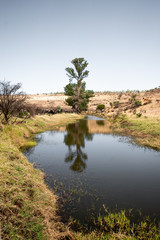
[64,58,94,113]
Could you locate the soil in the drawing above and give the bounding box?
[26,88,160,117]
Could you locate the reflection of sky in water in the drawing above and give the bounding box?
[24,119,160,224]
[85,115,104,120]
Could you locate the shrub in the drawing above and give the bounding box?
[23,104,36,117]
[57,106,62,113]
[97,104,105,111]
[113,101,120,108]
[129,94,137,103]
[118,92,123,99]
[18,110,29,118]
[0,80,26,123]
[134,100,142,107]
[136,113,142,117]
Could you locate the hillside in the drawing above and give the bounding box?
[27,88,160,117]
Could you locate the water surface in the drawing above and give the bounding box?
[24,118,160,225]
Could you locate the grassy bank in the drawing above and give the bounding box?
[1,113,160,239]
[0,113,83,240]
[106,114,160,150]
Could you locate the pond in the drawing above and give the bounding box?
[24,116,160,226]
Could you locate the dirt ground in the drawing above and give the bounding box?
[26,88,160,118]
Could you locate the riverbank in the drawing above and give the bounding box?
[107,114,160,150]
[0,113,83,239]
[1,113,160,239]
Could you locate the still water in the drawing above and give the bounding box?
[24,117,160,225]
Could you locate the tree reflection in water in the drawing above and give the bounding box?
[64,120,93,172]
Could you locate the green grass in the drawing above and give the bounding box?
[1,113,160,239]
[0,113,83,239]
[105,114,160,150]
[73,209,160,240]
[128,116,160,136]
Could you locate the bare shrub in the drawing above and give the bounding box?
[23,104,36,117]
[0,80,26,124]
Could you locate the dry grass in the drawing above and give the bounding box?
[1,113,160,239]
[105,114,160,150]
[0,113,83,240]
[27,88,160,118]
[73,232,135,240]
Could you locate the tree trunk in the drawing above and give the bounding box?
[76,79,82,112]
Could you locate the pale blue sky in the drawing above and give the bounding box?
[0,0,160,94]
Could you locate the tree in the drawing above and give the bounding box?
[64,58,94,113]
[0,80,26,124]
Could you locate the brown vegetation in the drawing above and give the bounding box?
[0,81,26,124]
[0,114,83,239]
[26,88,160,118]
